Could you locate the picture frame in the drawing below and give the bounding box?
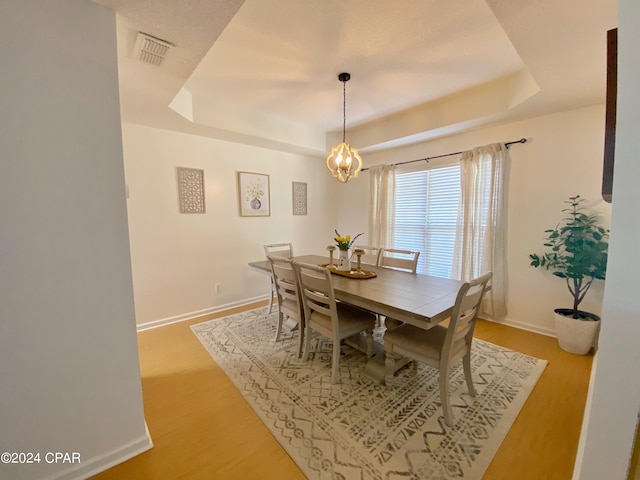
[177,167,205,214]
[237,171,270,217]
[292,181,307,215]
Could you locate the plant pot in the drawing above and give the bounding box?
[553,308,601,355]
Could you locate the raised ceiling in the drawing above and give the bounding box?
[96,0,617,157]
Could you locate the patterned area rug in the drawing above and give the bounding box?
[191,307,547,479]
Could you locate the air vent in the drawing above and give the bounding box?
[133,32,172,66]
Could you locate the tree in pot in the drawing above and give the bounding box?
[529,195,609,354]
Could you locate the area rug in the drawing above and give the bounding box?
[191,307,547,479]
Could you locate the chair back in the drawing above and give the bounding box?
[263,242,293,259]
[352,245,381,266]
[293,262,338,332]
[442,272,493,361]
[268,256,302,315]
[379,248,420,273]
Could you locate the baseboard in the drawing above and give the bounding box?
[136,295,269,332]
[51,422,153,480]
[482,316,556,338]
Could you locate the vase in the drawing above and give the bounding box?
[337,249,351,272]
[250,197,261,210]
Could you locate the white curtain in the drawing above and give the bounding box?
[453,143,510,318]
[368,164,396,248]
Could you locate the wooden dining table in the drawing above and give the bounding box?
[248,254,465,382]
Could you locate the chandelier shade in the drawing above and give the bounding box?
[326,141,363,183]
[326,72,362,183]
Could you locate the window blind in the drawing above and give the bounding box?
[393,165,460,277]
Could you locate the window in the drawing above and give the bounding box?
[387,143,508,315]
[392,164,461,277]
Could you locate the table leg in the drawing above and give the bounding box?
[344,333,411,384]
[362,351,412,384]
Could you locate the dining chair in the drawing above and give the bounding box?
[378,248,421,330]
[267,255,305,357]
[352,245,381,266]
[293,261,377,384]
[351,244,384,328]
[378,248,420,273]
[382,271,493,426]
[263,243,294,314]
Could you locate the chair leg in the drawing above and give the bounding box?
[384,348,395,385]
[439,365,454,427]
[463,352,476,397]
[364,328,374,357]
[331,340,341,384]
[411,360,418,376]
[296,320,304,358]
[267,277,275,314]
[274,312,284,342]
[302,326,312,361]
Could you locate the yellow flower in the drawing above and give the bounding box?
[333,229,363,251]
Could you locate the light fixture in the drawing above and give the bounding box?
[326,72,363,183]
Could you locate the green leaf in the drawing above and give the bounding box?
[528,195,608,307]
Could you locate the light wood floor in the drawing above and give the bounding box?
[92,301,593,480]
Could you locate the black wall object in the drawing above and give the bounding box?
[602,28,617,203]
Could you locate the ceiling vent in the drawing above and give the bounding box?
[133,32,173,66]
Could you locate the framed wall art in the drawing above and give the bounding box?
[292,181,307,215]
[237,171,270,217]
[177,167,205,214]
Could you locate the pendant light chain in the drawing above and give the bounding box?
[342,80,347,143]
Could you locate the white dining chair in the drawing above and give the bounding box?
[263,243,293,314]
[378,248,421,330]
[293,261,377,384]
[352,245,381,266]
[382,271,493,426]
[378,248,420,273]
[267,255,305,357]
[351,245,384,328]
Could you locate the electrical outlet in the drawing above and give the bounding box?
[215,283,222,293]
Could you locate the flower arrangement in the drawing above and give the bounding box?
[245,180,264,201]
[334,229,363,251]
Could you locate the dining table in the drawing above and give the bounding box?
[248,254,465,383]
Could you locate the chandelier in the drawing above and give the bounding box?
[326,72,363,183]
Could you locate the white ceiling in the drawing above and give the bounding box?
[96,0,617,157]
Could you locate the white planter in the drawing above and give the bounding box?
[554,309,600,355]
[337,249,351,271]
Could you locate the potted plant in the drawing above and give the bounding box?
[529,195,609,354]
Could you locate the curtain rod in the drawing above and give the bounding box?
[360,137,527,172]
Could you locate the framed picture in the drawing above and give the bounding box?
[177,167,205,214]
[237,171,270,217]
[292,181,307,215]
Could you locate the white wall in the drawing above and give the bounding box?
[574,1,640,477]
[122,124,339,326]
[339,104,611,335]
[132,100,610,336]
[0,2,150,479]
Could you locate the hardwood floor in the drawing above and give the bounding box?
[92,302,593,480]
